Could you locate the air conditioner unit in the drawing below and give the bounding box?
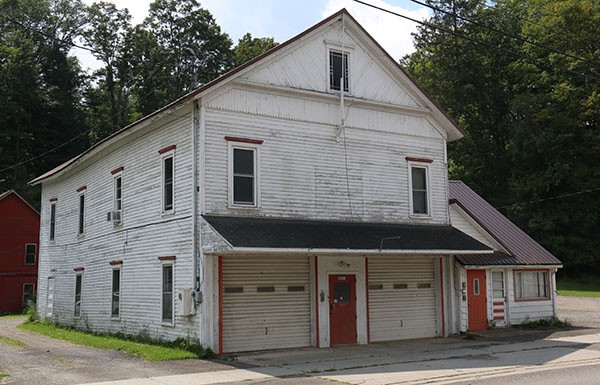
[106,210,122,224]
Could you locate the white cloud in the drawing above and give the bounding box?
[322,0,430,61]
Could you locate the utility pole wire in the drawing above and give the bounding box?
[351,0,600,82]
[407,0,600,73]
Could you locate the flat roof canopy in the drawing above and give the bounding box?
[203,215,492,253]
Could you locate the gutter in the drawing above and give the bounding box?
[205,247,494,256]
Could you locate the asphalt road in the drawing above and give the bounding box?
[449,363,600,385]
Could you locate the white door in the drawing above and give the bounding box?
[46,277,55,318]
[368,257,437,341]
[221,256,311,352]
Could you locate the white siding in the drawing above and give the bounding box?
[242,24,421,108]
[203,107,448,224]
[449,205,503,250]
[368,257,437,341]
[37,110,199,341]
[221,256,311,352]
[507,269,554,324]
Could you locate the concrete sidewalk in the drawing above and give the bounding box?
[83,327,600,385]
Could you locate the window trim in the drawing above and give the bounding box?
[513,269,551,302]
[328,49,350,93]
[491,270,505,299]
[74,271,83,318]
[160,259,175,326]
[49,201,56,241]
[22,283,35,307]
[24,243,37,265]
[113,170,123,225]
[161,150,175,214]
[111,266,121,320]
[228,142,260,208]
[77,191,86,236]
[408,162,431,217]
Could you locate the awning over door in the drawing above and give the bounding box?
[203,215,492,253]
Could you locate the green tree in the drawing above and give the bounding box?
[232,33,278,67]
[83,1,133,141]
[0,0,88,206]
[137,0,233,109]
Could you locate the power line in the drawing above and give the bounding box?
[495,187,600,210]
[407,0,600,73]
[351,0,600,82]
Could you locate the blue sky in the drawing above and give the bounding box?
[78,0,431,70]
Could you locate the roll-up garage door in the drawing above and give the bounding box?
[368,257,437,342]
[222,256,311,352]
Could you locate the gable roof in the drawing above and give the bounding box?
[0,190,40,215]
[449,180,561,266]
[30,9,463,186]
[203,215,492,253]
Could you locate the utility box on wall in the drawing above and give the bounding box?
[178,288,194,316]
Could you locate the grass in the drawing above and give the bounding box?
[0,314,28,319]
[557,276,600,298]
[0,335,27,348]
[19,321,209,361]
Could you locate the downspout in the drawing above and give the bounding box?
[192,100,200,308]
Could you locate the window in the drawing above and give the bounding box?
[473,279,480,295]
[515,270,550,300]
[232,147,256,205]
[78,193,85,235]
[114,174,122,213]
[25,244,36,265]
[162,155,174,212]
[329,50,349,92]
[49,202,56,241]
[162,264,173,323]
[22,283,35,306]
[410,165,429,215]
[111,268,121,318]
[492,271,505,299]
[74,272,83,317]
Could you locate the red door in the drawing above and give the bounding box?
[467,270,488,331]
[329,274,357,346]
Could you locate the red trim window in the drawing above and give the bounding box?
[514,269,550,301]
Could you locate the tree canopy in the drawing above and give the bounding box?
[0,0,276,206]
[403,0,600,273]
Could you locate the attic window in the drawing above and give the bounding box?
[329,50,349,92]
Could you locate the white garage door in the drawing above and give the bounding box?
[368,257,437,342]
[222,256,311,352]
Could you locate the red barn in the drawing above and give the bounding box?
[0,190,39,313]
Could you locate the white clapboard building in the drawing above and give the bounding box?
[31,9,561,353]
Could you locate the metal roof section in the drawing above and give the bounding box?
[449,180,562,266]
[30,8,463,186]
[202,215,492,254]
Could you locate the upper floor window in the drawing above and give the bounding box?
[25,244,36,265]
[232,147,256,206]
[77,190,86,235]
[329,50,349,92]
[515,270,550,301]
[111,167,124,223]
[160,149,175,213]
[409,165,430,216]
[49,201,56,241]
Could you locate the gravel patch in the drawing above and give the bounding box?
[0,317,233,385]
[557,295,600,328]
